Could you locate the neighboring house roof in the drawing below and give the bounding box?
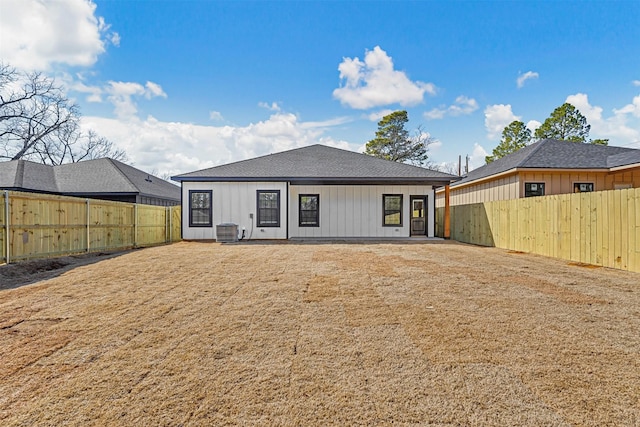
[453,139,640,187]
[0,158,180,202]
[172,144,458,185]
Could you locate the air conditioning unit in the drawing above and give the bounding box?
[216,223,238,243]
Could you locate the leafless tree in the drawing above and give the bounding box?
[1,63,127,165]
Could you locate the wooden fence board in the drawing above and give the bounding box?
[1,192,6,263]
[442,188,640,273]
[628,189,637,272]
[0,191,181,264]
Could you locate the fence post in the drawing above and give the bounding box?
[86,198,90,253]
[134,204,138,248]
[167,206,171,243]
[4,190,9,264]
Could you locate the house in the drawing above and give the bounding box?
[0,158,181,206]
[171,144,458,240]
[436,139,640,207]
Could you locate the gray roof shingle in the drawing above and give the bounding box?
[173,144,458,184]
[454,139,640,187]
[0,158,180,201]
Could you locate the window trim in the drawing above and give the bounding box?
[188,190,212,227]
[524,182,545,197]
[382,194,403,226]
[256,190,281,227]
[299,194,320,227]
[573,182,595,193]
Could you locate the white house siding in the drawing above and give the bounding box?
[181,181,288,240]
[289,185,435,238]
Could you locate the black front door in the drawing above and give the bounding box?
[410,196,427,236]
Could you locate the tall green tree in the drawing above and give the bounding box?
[485,120,531,164]
[365,110,432,165]
[534,102,590,143]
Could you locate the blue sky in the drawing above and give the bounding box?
[1,0,639,177]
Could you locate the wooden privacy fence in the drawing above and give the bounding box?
[436,188,640,273]
[1,191,181,264]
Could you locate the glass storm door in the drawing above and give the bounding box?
[410,196,427,236]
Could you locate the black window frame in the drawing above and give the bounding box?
[573,182,594,193]
[524,182,545,197]
[189,190,212,227]
[383,194,403,226]
[299,194,320,227]
[257,190,281,227]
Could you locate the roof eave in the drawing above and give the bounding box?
[173,176,457,185]
[609,162,640,172]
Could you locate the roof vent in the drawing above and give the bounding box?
[216,223,238,243]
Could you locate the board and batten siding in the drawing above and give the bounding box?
[181,181,288,240]
[436,166,640,208]
[436,174,519,207]
[289,185,436,238]
[519,169,640,194]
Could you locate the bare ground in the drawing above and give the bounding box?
[0,241,638,426]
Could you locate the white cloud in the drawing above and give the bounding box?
[258,102,281,111]
[144,81,167,99]
[484,104,520,140]
[0,0,117,71]
[299,116,352,129]
[333,46,437,109]
[468,143,489,171]
[517,71,539,88]
[526,120,542,133]
[70,80,104,103]
[424,96,479,120]
[82,112,355,178]
[566,93,640,142]
[633,80,640,87]
[105,80,167,120]
[367,109,395,122]
[614,94,640,118]
[209,111,224,121]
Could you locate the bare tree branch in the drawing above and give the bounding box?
[1,62,128,165]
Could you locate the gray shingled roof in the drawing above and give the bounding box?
[173,144,458,184]
[0,158,180,201]
[607,150,640,168]
[454,139,640,187]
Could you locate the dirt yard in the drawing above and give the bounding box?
[1,241,638,426]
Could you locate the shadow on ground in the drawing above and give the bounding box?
[0,250,131,290]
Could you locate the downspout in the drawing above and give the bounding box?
[444,185,451,239]
[286,182,290,240]
[179,186,183,241]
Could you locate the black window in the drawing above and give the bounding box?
[299,194,319,227]
[257,190,280,227]
[383,194,403,226]
[574,182,594,193]
[189,190,212,227]
[524,183,545,197]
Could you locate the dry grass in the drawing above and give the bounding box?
[1,241,639,426]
